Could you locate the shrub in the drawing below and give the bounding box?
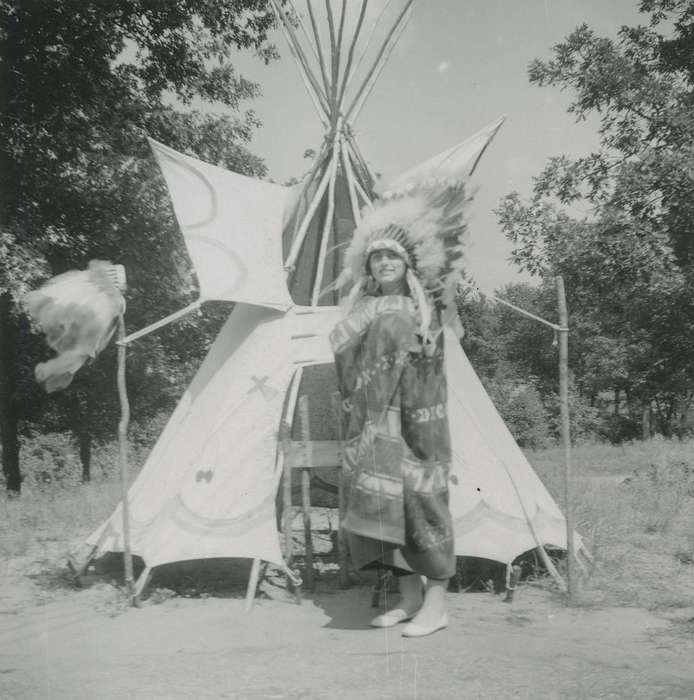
[485,378,551,449]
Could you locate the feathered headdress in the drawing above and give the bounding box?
[335,116,505,316]
[335,177,472,334]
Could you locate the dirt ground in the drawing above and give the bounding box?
[2,567,694,700]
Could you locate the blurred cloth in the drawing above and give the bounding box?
[24,260,125,392]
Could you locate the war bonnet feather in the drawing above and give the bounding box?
[336,177,472,310]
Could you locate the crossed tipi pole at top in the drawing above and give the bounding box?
[272,0,417,305]
[272,0,506,308]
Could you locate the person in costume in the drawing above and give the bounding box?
[330,181,469,638]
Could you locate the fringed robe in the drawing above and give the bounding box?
[329,294,455,580]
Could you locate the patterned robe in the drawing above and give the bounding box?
[329,294,455,580]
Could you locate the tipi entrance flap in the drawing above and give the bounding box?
[148,138,294,310]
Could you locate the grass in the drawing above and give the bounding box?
[526,437,694,612]
[2,435,694,617]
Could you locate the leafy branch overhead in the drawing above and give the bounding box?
[495,0,694,429]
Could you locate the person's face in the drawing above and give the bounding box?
[368,249,407,293]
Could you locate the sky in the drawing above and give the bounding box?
[231,0,645,291]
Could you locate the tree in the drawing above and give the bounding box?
[0,1,278,492]
[496,0,694,438]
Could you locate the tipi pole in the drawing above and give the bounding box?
[285,156,335,271]
[344,137,376,198]
[305,0,333,105]
[345,4,412,126]
[243,369,305,610]
[310,120,343,306]
[351,173,373,208]
[487,293,564,332]
[345,0,414,124]
[325,0,347,124]
[289,144,330,244]
[298,394,315,591]
[340,138,363,223]
[294,5,322,65]
[116,316,136,604]
[556,275,576,602]
[341,0,394,99]
[335,0,369,114]
[331,391,350,589]
[467,117,506,178]
[282,367,304,598]
[271,0,330,123]
[133,566,152,600]
[118,300,202,346]
[244,559,262,611]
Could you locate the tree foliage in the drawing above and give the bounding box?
[0,0,277,491]
[495,0,694,438]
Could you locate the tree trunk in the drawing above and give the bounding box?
[79,422,92,482]
[641,403,651,441]
[74,387,93,482]
[0,293,21,493]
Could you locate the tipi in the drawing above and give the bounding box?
[82,0,580,598]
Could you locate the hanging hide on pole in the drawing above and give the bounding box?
[24,261,126,393]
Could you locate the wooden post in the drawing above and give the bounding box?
[556,275,576,603]
[282,421,295,592]
[331,392,350,589]
[116,316,136,604]
[244,559,262,611]
[298,395,315,592]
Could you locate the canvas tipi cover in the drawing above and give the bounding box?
[85,0,577,584]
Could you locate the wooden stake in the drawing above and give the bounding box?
[244,559,262,611]
[116,316,135,604]
[298,395,314,592]
[279,368,304,600]
[133,566,152,601]
[556,275,576,603]
[331,392,350,589]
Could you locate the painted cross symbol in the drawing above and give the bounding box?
[249,375,279,401]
